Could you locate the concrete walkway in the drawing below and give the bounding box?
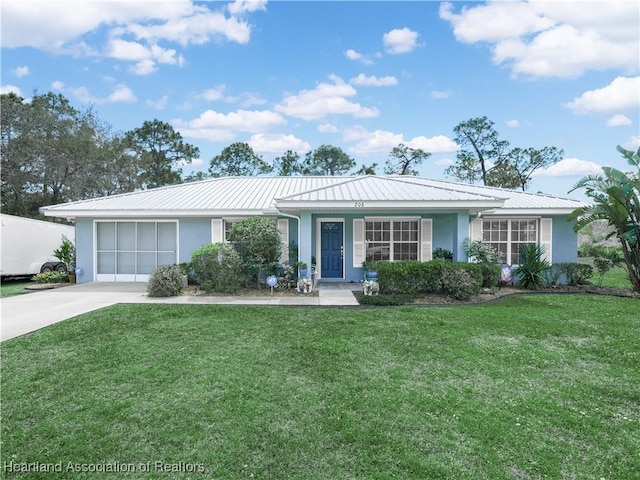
[1,282,359,342]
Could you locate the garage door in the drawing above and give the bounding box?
[96,221,177,282]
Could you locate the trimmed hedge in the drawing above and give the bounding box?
[363,260,499,295]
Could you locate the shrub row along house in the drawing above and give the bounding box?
[40,175,585,284]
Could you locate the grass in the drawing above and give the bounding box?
[2,295,639,479]
[598,266,634,289]
[0,279,32,298]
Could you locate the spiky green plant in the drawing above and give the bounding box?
[568,146,640,292]
[513,244,550,290]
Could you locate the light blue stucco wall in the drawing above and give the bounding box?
[552,215,579,263]
[178,218,212,264]
[74,213,578,283]
[75,218,94,283]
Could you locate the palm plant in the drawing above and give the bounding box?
[513,244,550,290]
[568,146,640,292]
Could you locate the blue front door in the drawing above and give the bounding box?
[320,221,343,278]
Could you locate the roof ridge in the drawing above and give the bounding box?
[382,175,506,200]
[275,175,368,200]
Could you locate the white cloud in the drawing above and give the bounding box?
[535,158,603,177]
[350,74,398,87]
[344,127,457,156]
[1,2,260,74]
[564,76,640,115]
[146,95,169,110]
[174,108,286,142]
[12,66,30,78]
[106,38,185,75]
[51,81,136,104]
[227,0,267,16]
[348,129,404,155]
[108,84,137,103]
[275,75,379,121]
[606,114,632,127]
[624,135,640,149]
[200,85,227,102]
[439,1,639,78]
[0,85,21,96]
[383,27,419,54]
[506,119,520,128]
[317,123,340,134]
[430,90,452,99]
[248,134,310,154]
[344,49,373,65]
[407,135,458,153]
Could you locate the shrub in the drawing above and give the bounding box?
[479,263,500,289]
[513,244,550,290]
[433,248,453,260]
[32,271,68,284]
[190,243,245,293]
[593,250,624,287]
[557,263,594,286]
[147,264,184,297]
[229,217,282,289]
[362,260,485,295]
[439,267,481,301]
[463,239,503,264]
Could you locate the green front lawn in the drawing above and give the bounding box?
[2,296,639,479]
[0,279,32,298]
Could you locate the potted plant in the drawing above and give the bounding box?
[297,261,308,277]
[53,235,76,283]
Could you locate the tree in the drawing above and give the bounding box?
[568,146,640,292]
[487,146,563,191]
[228,217,282,289]
[126,119,199,189]
[209,142,272,177]
[384,143,430,175]
[354,163,378,175]
[183,171,209,183]
[445,116,510,185]
[273,150,302,176]
[302,145,355,175]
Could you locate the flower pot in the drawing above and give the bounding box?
[299,269,308,277]
[68,274,77,284]
[366,271,378,280]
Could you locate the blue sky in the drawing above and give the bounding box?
[2,0,639,201]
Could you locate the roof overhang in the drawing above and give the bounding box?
[479,208,578,216]
[275,200,505,212]
[40,208,280,219]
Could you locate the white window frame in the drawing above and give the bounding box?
[364,216,421,262]
[94,219,179,282]
[479,217,543,265]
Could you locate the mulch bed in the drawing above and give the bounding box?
[354,285,640,306]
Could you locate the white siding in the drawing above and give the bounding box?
[420,218,433,262]
[278,218,289,264]
[540,218,553,263]
[353,219,365,267]
[211,219,223,243]
[470,217,483,241]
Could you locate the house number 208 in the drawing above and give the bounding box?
[354,202,365,207]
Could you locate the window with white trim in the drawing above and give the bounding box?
[482,219,538,264]
[224,220,236,242]
[365,219,419,261]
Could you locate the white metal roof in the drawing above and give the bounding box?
[40,175,586,218]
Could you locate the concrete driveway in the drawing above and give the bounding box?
[1,283,147,342]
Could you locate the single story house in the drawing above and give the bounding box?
[40,175,585,284]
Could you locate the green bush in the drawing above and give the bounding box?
[190,243,245,293]
[479,263,500,288]
[362,260,486,295]
[513,244,550,290]
[439,267,481,301]
[147,264,184,297]
[32,271,68,284]
[463,239,503,264]
[229,217,282,289]
[556,263,594,286]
